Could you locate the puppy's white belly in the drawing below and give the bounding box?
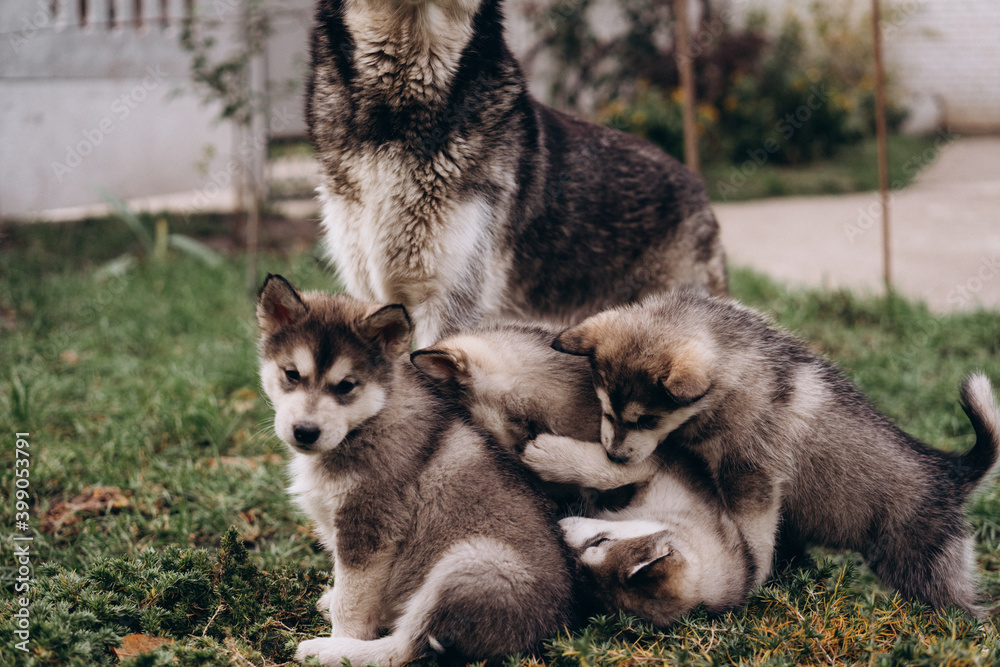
[598,477,740,602]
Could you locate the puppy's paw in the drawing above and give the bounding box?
[295,637,348,665]
[315,587,335,621]
[295,636,406,666]
[522,435,577,482]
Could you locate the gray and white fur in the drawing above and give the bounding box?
[307,0,727,348]
[412,324,754,626]
[552,290,1000,616]
[257,276,575,665]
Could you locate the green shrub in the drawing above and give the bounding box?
[533,1,908,166]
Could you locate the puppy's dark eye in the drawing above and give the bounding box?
[330,379,357,395]
[635,414,659,430]
[284,369,300,383]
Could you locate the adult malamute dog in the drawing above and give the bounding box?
[257,276,575,665]
[307,0,727,347]
[552,291,1000,615]
[412,324,754,626]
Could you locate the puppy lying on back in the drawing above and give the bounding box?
[550,290,1000,616]
[257,277,574,665]
[412,325,754,626]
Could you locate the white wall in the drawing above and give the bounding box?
[883,0,1000,132]
[1,0,238,219]
[263,0,313,138]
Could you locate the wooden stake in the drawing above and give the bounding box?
[244,0,268,298]
[676,0,699,174]
[872,0,891,291]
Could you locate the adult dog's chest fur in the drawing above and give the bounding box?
[318,147,495,306]
[315,0,502,310]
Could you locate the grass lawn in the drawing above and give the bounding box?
[2,216,1000,665]
[703,134,945,202]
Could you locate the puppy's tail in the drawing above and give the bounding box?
[955,373,1000,499]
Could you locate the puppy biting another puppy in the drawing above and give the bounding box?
[413,324,755,626]
[551,290,1000,616]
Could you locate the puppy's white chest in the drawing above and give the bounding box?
[287,453,356,551]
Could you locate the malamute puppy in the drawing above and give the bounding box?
[257,276,575,665]
[307,0,727,347]
[551,291,1000,615]
[412,324,754,625]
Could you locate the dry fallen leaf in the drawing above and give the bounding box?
[40,486,132,535]
[59,349,80,364]
[199,454,283,471]
[227,387,260,414]
[111,633,174,660]
[0,305,16,331]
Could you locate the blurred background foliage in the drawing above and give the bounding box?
[526,0,909,167]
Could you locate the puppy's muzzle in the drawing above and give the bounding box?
[293,423,321,448]
[607,451,630,464]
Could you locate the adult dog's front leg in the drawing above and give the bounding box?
[523,434,658,490]
[407,280,486,349]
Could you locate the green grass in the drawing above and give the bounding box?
[705,134,944,202]
[2,218,1000,665]
[267,138,315,161]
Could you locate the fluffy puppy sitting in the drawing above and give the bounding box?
[412,324,754,626]
[257,277,574,665]
[549,290,1000,616]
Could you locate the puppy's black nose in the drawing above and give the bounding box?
[607,452,630,464]
[294,424,321,445]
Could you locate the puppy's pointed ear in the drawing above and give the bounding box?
[659,341,713,406]
[411,348,470,382]
[359,304,412,357]
[553,322,597,357]
[257,274,307,335]
[627,531,675,580]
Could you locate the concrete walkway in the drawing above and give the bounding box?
[715,137,1000,312]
